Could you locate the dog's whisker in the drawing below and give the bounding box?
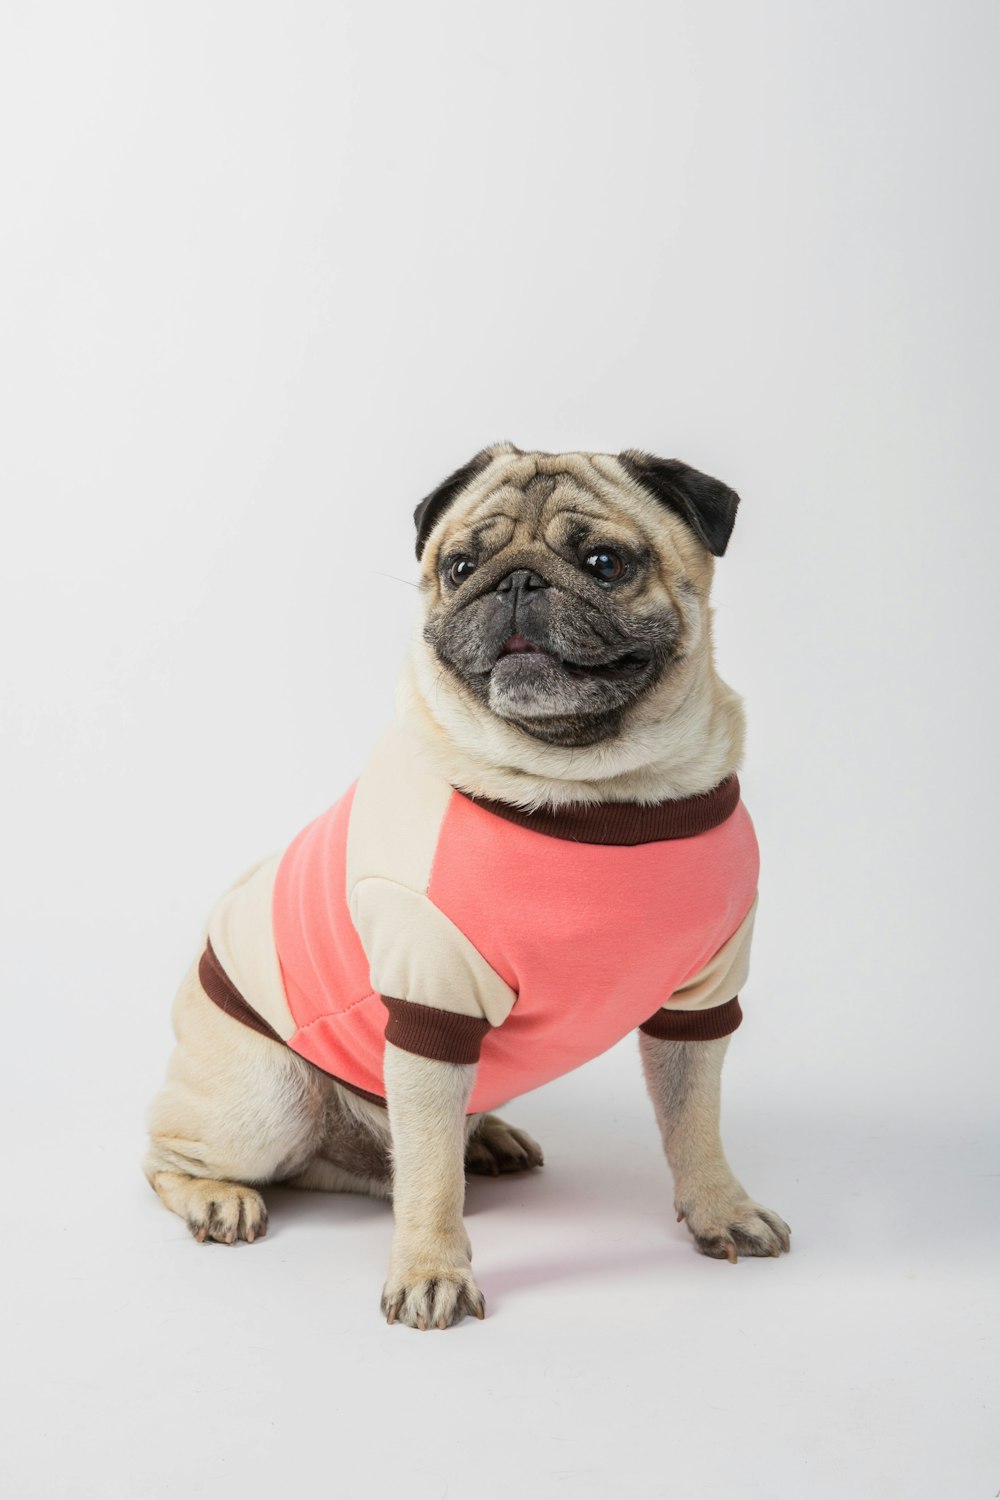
[366,569,420,589]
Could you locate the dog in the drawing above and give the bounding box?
[144,442,790,1330]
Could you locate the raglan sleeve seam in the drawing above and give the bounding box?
[347,875,517,1065]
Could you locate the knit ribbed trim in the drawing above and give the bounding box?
[381,996,491,1065]
[199,940,286,1044]
[462,775,740,845]
[638,995,743,1041]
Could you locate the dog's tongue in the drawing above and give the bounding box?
[502,634,543,654]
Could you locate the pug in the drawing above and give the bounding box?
[144,443,790,1331]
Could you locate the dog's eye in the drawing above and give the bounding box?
[448,556,478,586]
[582,550,626,584]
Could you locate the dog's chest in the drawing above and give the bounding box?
[427,791,758,1019]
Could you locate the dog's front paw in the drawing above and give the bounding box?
[678,1190,791,1263]
[381,1254,485,1330]
[466,1114,544,1176]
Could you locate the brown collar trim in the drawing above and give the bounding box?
[461,774,740,846]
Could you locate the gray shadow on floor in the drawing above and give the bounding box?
[202,1098,1000,1282]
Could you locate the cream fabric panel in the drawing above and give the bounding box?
[345,722,454,897]
[204,854,297,1040]
[660,894,758,1013]
[349,876,517,1027]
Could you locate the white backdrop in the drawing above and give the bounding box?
[2,3,997,1498]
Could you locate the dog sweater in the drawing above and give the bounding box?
[201,724,760,1115]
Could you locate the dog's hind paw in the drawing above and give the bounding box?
[466,1114,544,1176]
[183,1180,269,1245]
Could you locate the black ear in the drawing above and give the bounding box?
[617,451,741,557]
[413,448,497,560]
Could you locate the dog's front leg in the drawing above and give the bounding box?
[381,1041,486,1329]
[639,1033,791,1261]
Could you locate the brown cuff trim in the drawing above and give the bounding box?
[381,996,490,1065]
[639,996,743,1042]
[199,940,286,1044]
[463,775,740,846]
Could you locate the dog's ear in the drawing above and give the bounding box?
[413,448,500,560]
[617,451,741,557]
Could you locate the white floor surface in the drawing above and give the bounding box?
[4,1040,996,1500]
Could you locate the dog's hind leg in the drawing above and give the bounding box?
[282,1086,394,1201]
[143,960,329,1243]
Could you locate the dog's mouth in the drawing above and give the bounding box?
[494,634,652,679]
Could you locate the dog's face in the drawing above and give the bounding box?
[414,444,741,749]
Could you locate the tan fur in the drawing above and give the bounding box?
[380,1045,485,1328]
[143,960,395,1233]
[639,1034,790,1259]
[144,445,788,1328]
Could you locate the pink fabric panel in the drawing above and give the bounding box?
[287,991,390,1100]
[272,782,374,1035]
[428,793,760,1114]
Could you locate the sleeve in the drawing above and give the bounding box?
[348,876,517,1066]
[639,894,758,1043]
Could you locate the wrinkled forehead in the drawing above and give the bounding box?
[428,450,697,567]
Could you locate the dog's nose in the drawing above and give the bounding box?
[495,569,549,596]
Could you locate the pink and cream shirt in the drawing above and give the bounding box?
[200,724,760,1115]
